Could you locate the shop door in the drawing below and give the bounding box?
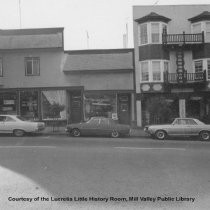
[70,92,82,123]
[118,94,131,125]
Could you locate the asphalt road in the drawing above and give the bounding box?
[0,135,210,210]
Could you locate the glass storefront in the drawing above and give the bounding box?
[20,90,38,120]
[84,92,117,120]
[0,92,17,114]
[41,90,66,120]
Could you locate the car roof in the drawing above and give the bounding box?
[174,118,198,120]
[0,114,17,117]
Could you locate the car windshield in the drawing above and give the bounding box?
[16,116,28,121]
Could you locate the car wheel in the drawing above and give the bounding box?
[13,129,25,137]
[199,131,210,141]
[71,128,81,137]
[155,130,166,140]
[111,130,119,138]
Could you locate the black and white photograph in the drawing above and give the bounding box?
[0,0,210,209]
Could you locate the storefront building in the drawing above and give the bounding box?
[133,5,210,126]
[0,29,135,125]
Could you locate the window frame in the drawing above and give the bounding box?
[138,22,168,46]
[140,60,169,83]
[25,57,40,76]
[0,57,3,77]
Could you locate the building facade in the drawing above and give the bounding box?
[0,28,135,125]
[133,5,210,126]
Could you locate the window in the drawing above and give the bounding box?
[141,62,149,81]
[41,90,66,120]
[206,22,210,42]
[152,61,161,81]
[84,93,117,120]
[194,60,203,73]
[207,60,210,80]
[151,23,160,43]
[164,61,169,73]
[0,58,3,77]
[140,24,148,44]
[25,57,40,76]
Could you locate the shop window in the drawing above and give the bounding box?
[141,61,149,81]
[151,23,160,43]
[41,90,66,120]
[25,57,40,76]
[84,93,117,121]
[0,92,17,114]
[152,61,161,81]
[20,91,38,120]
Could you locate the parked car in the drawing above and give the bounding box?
[144,118,210,141]
[65,117,130,138]
[0,115,45,137]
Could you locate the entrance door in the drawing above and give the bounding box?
[118,94,131,125]
[70,91,82,123]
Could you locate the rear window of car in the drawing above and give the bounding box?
[16,116,27,121]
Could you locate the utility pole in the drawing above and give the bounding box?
[86,30,89,49]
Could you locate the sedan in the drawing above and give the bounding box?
[144,118,210,141]
[65,117,130,138]
[0,115,45,137]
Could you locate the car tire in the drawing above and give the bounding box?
[199,131,210,141]
[111,130,119,138]
[13,129,25,137]
[155,130,166,140]
[71,128,81,137]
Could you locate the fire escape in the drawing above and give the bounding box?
[163,29,206,87]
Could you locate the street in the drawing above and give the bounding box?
[0,135,210,210]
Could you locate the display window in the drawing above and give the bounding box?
[0,92,17,114]
[84,92,117,120]
[20,90,38,120]
[41,90,66,120]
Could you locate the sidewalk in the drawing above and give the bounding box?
[42,126,148,138]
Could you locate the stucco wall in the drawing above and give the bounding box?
[0,50,134,91]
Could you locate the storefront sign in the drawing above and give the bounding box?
[4,100,15,105]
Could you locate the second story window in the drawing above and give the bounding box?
[151,23,160,43]
[25,57,40,76]
[206,22,210,42]
[141,61,149,81]
[140,24,148,44]
[152,61,161,81]
[0,58,3,77]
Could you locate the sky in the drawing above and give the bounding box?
[0,0,209,50]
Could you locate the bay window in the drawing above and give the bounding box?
[151,23,160,43]
[152,61,161,81]
[138,22,168,45]
[140,60,169,82]
[141,61,149,81]
[140,24,148,44]
[206,22,210,42]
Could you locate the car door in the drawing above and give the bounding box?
[0,116,7,133]
[99,119,111,135]
[81,118,101,136]
[168,119,187,136]
[3,116,18,133]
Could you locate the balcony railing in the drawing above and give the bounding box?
[164,70,206,84]
[162,32,204,45]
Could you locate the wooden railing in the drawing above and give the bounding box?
[162,32,204,45]
[164,71,206,83]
